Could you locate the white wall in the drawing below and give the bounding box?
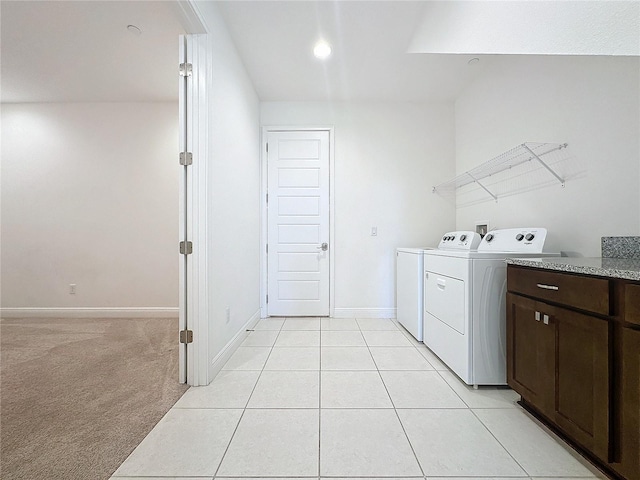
[454,55,640,256]
[192,2,261,371]
[1,102,179,315]
[261,102,455,317]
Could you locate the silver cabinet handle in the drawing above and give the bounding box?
[537,283,559,291]
[317,242,328,251]
[534,311,551,325]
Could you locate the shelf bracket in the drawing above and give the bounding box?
[522,144,565,187]
[467,172,498,202]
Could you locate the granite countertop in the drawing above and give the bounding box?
[506,257,640,281]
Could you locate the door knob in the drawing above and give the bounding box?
[317,242,328,251]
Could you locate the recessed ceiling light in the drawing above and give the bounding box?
[313,41,332,59]
[468,57,480,66]
[127,24,142,36]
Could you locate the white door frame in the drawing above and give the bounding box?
[261,126,335,318]
[177,1,210,386]
[179,33,210,387]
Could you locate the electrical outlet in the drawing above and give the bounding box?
[69,284,76,295]
[371,226,377,236]
[226,307,231,323]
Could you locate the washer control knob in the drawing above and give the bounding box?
[485,233,494,242]
[442,236,447,241]
[525,233,535,241]
[516,234,524,241]
[460,234,467,241]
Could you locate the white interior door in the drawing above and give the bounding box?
[267,130,330,316]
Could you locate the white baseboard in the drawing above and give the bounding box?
[208,308,261,382]
[0,307,179,318]
[333,307,396,319]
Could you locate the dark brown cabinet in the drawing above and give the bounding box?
[507,264,640,480]
[507,293,555,417]
[621,327,640,478]
[553,304,609,460]
[507,265,610,315]
[507,292,610,462]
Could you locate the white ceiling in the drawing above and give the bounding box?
[216,1,493,102]
[2,1,636,104]
[1,0,494,104]
[1,1,187,103]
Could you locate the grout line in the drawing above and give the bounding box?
[468,407,530,477]
[211,406,245,479]
[433,368,472,409]
[318,335,322,477]
[176,406,488,410]
[366,329,427,478]
[212,319,284,478]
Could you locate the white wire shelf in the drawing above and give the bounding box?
[433,142,569,201]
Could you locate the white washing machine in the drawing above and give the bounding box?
[396,248,426,341]
[423,228,559,386]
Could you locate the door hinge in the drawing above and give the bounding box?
[266,143,269,153]
[266,244,268,253]
[179,329,193,344]
[179,62,192,77]
[179,152,193,166]
[266,294,269,304]
[266,193,268,204]
[179,241,193,255]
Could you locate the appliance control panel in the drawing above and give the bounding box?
[437,231,482,250]
[478,228,548,252]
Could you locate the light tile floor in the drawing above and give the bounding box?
[112,317,605,480]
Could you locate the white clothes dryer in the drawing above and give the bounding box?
[396,231,480,341]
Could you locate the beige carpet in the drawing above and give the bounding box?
[0,317,189,480]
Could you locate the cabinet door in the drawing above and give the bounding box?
[621,327,640,478]
[552,304,610,462]
[506,293,555,417]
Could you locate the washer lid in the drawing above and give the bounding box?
[396,247,429,254]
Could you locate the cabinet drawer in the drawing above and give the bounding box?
[507,266,610,315]
[624,283,640,326]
